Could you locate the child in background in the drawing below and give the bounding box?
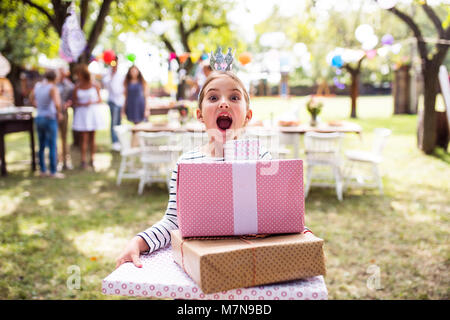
[115,70,272,268]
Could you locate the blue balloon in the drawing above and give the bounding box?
[331,55,344,68]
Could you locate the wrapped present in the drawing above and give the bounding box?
[170,229,326,294]
[224,139,260,160]
[177,159,305,237]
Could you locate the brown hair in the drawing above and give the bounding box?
[75,64,91,82]
[124,65,145,87]
[198,71,250,110]
[44,70,56,82]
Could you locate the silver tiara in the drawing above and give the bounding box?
[210,47,234,71]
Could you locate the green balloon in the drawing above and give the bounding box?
[127,53,136,62]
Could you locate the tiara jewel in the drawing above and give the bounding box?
[210,47,234,71]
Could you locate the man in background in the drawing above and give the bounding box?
[102,57,125,151]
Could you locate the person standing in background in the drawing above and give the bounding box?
[56,68,74,169]
[122,65,149,125]
[29,70,65,179]
[72,64,104,170]
[102,58,125,151]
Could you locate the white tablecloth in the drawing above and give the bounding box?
[102,246,328,300]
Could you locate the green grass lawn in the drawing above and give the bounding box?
[0,95,449,300]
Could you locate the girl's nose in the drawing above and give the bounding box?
[219,97,229,108]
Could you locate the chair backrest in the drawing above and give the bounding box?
[113,124,133,152]
[246,127,280,152]
[138,131,176,150]
[372,128,391,155]
[179,131,207,153]
[304,131,342,163]
[138,131,181,163]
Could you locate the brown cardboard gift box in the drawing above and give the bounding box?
[170,230,326,294]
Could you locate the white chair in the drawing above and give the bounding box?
[178,131,207,153]
[343,128,391,194]
[304,131,344,201]
[137,131,182,195]
[114,124,143,186]
[246,127,291,159]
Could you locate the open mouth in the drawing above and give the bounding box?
[216,113,233,131]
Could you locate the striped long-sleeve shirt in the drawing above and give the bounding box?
[137,146,273,255]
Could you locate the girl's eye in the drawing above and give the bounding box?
[208,95,217,101]
[231,95,240,101]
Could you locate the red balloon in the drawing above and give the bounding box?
[103,50,116,64]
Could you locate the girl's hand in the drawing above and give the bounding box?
[115,236,149,269]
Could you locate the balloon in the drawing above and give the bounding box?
[381,34,394,45]
[333,77,345,90]
[178,52,190,64]
[355,24,374,44]
[126,53,136,63]
[293,42,308,57]
[103,50,115,64]
[362,34,379,51]
[331,55,344,68]
[0,53,11,77]
[238,52,252,65]
[378,0,397,9]
[366,49,377,59]
[190,52,201,63]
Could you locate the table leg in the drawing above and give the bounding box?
[131,132,139,148]
[293,133,300,159]
[0,132,6,176]
[30,120,36,172]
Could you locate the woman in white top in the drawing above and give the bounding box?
[72,64,104,169]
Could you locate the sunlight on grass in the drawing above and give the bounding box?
[18,221,48,236]
[68,227,130,261]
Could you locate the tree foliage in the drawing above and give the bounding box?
[0,0,59,67]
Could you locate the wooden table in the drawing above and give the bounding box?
[0,107,36,176]
[275,121,363,158]
[148,99,192,116]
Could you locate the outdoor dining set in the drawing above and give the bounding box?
[114,119,391,200]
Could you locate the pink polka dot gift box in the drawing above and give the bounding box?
[176,159,305,237]
[102,246,328,300]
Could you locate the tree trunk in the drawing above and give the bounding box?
[350,72,359,119]
[393,65,412,114]
[6,63,24,106]
[418,68,439,154]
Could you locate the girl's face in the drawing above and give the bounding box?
[197,76,252,141]
[129,67,139,79]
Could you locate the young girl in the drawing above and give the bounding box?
[115,71,272,268]
[72,64,104,169]
[122,65,150,124]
